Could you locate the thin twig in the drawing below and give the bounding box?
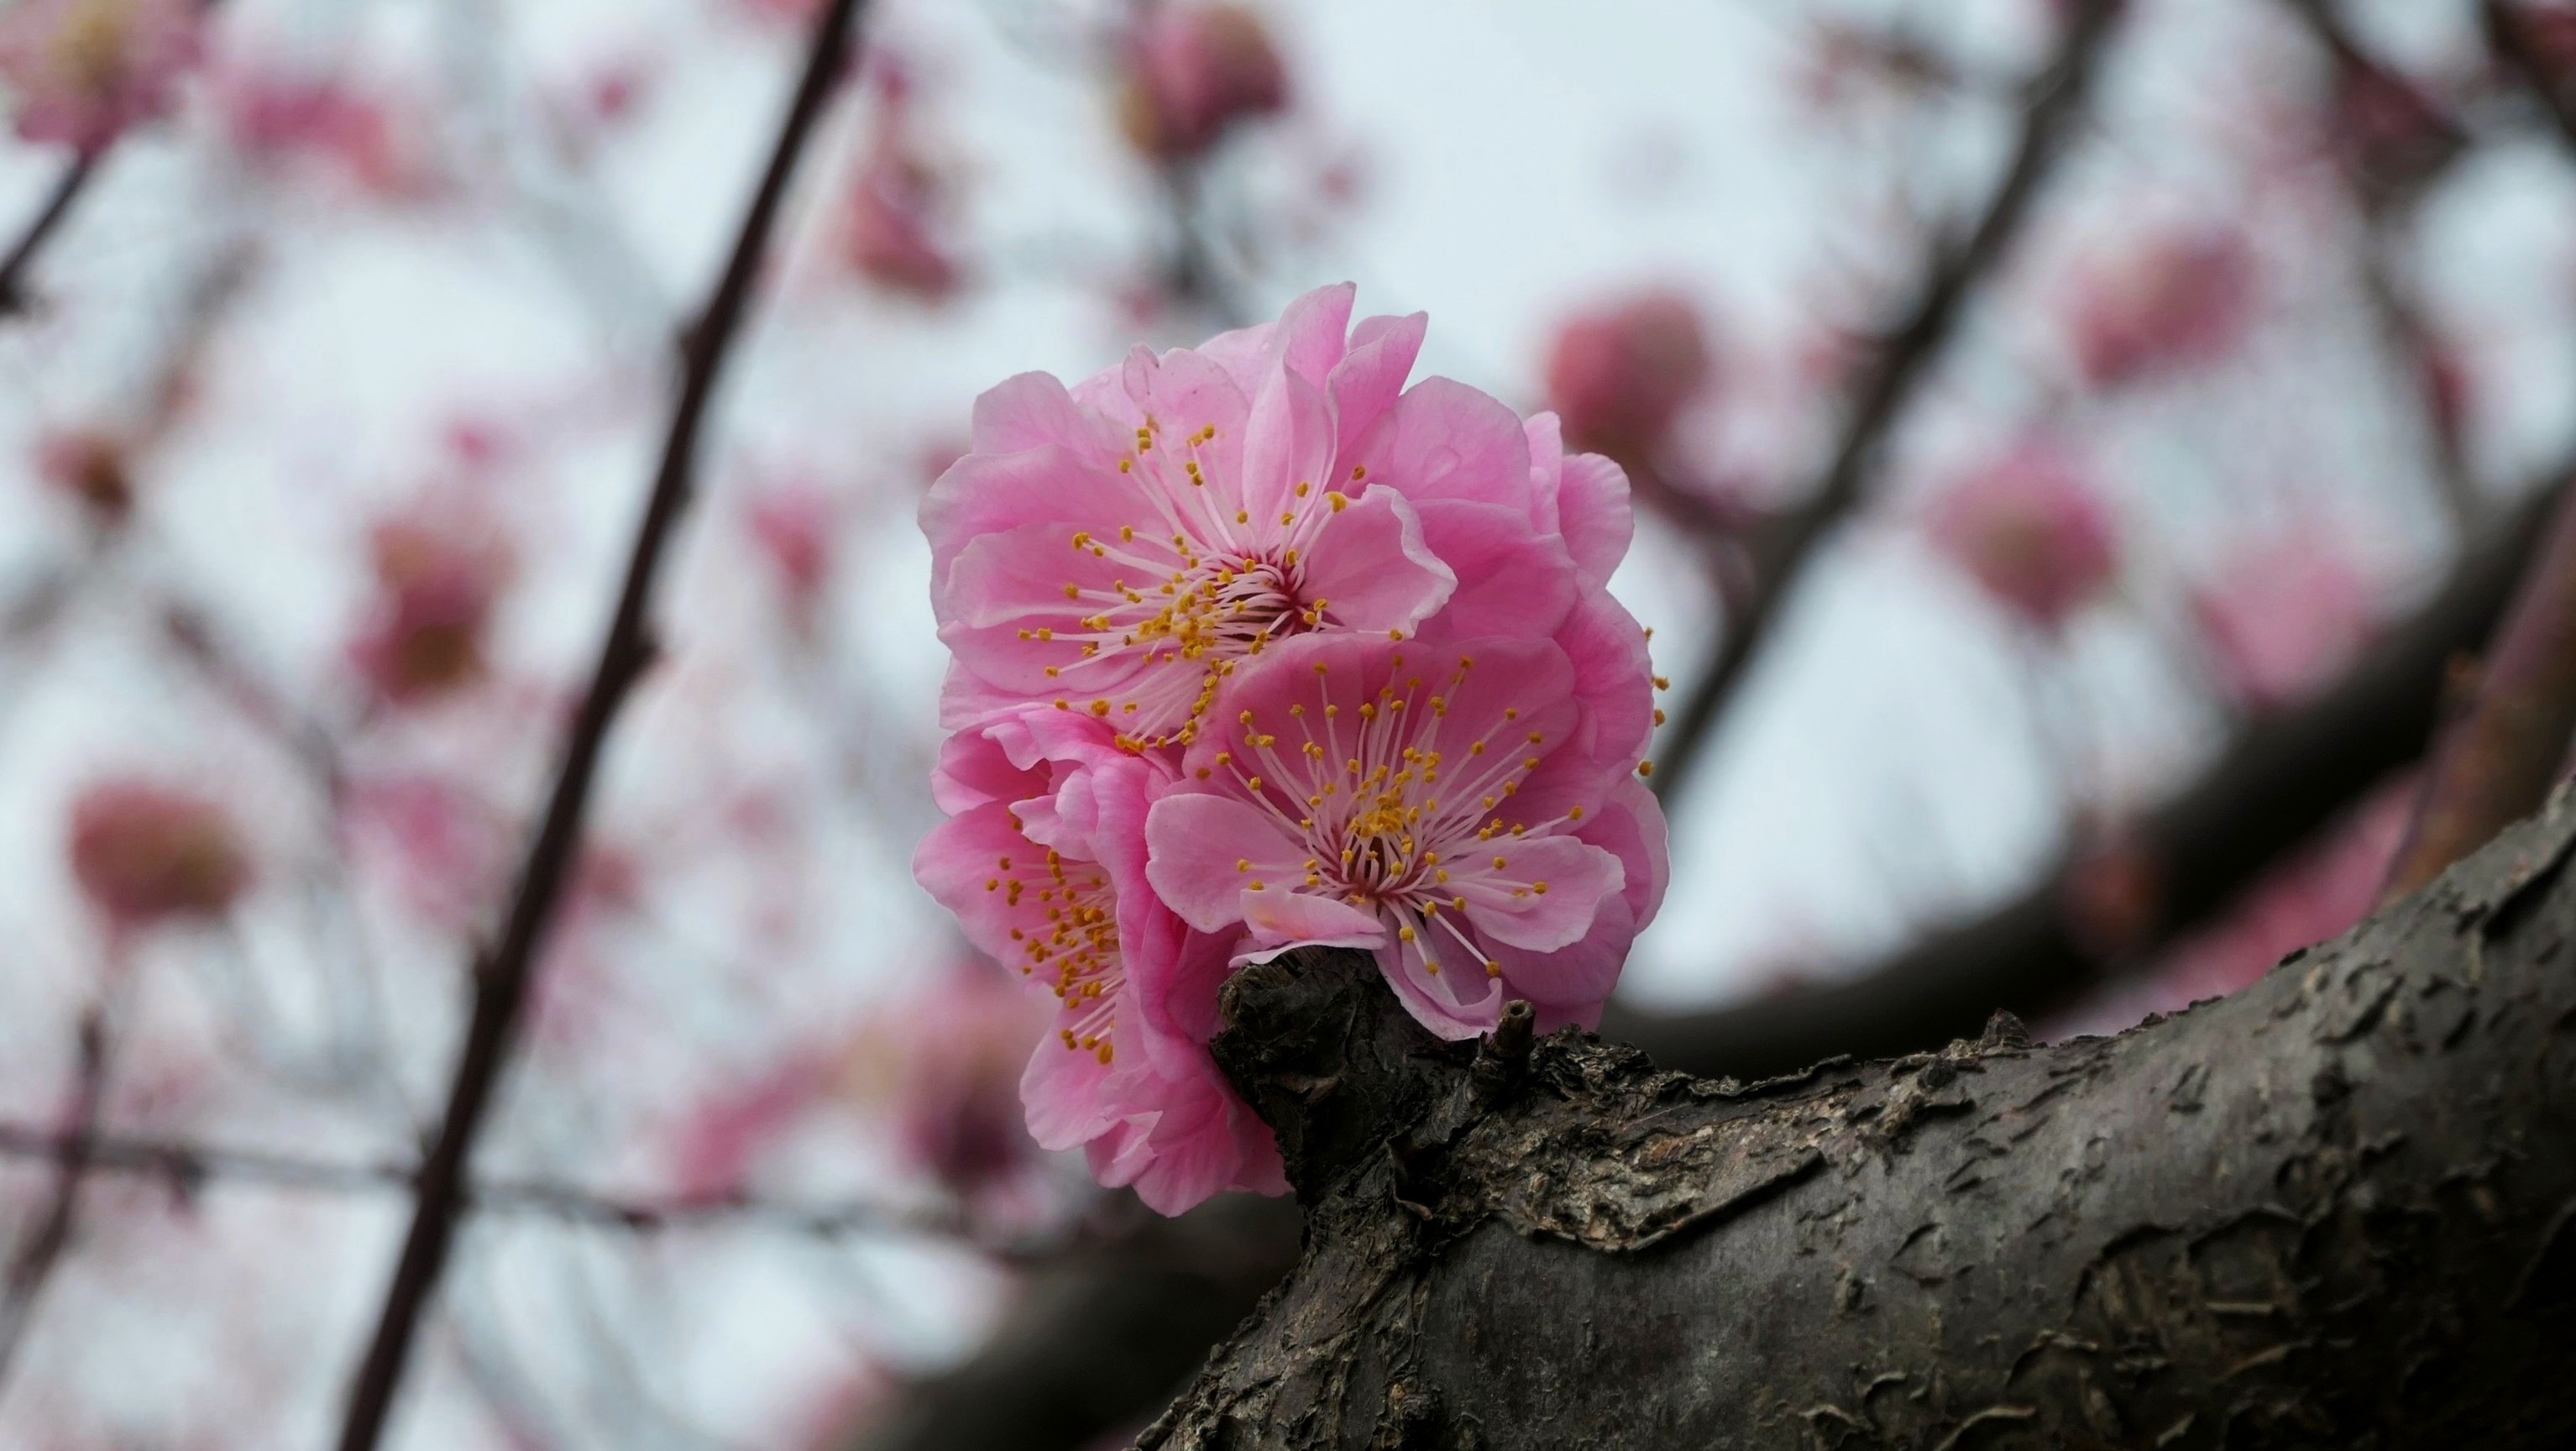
[0,156,97,319]
[2380,485,2576,901]
[2278,0,2483,526]
[0,1010,109,1400]
[1611,468,2576,1078]
[0,1122,966,1239]
[330,3,872,1448]
[1651,0,2124,804]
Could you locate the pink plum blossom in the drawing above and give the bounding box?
[914,710,1284,1213]
[2067,225,2257,388]
[1543,288,1714,461]
[212,61,437,200]
[1118,3,1288,162]
[843,65,961,301]
[2192,534,2373,712]
[37,426,134,523]
[1144,633,1667,1040]
[746,479,839,626]
[665,1052,836,1202]
[342,772,510,927]
[0,0,202,154]
[67,778,250,930]
[347,500,516,707]
[1926,437,2118,632]
[866,961,1053,1200]
[924,282,1621,752]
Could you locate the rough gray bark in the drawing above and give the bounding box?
[1144,786,2576,1449]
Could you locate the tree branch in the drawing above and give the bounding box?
[0,156,97,321]
[0,1010,107,1401]
[0,1123,974,1240]
[1610,470,2573,1081]
[1149,788,2576,1447]
[1652,0,2124,804]
[847,1193,1302,1451]
[2278,0,2482,524]
[2382,485,2576,900]
[329,3,871,1447]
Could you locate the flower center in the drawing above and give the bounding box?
[1029,419,1369,748]
[53,0,134,92]
[990,845,1120,1063]
[1209,650,1588,980]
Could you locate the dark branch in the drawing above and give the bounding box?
[329,3,871,1447]
[0,1124,970,1240]
[1149,789,2576,1447]
[2493,0,2576,140]
[0,156,97,321]
[1610,470,2573,1081]
[2278,0,2481,523]
[847,1194,1302,1451]
[2383,485,2576,900]
[0,1010,107,1400]
[1652,0,2124,804]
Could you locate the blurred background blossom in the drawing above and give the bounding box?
[0,0,2573,1446]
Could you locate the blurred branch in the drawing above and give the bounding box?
[332,3,873,1448]
[0,156,97,320]
[1609,467,2574,1080]
[2381,485,2576,900]
[0,1010,108,1401]
[0,1123,977,1240]
[848,1192,1302,1451]
[2493,0,2576,138]
[1159,164,1251,329]
[1652,0,2124,804]
[2280,0,2483,525]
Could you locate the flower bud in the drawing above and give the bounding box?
[1927,437,2118,632]
[1118,3,1288,162]
[1543,290,1713,462]
[68,778,250,929]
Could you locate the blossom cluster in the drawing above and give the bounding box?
[914,285,1668,1213]
[0,0,203,154]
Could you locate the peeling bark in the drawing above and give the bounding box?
[1144,788,2576,1448]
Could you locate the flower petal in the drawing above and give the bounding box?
[1455,834,1622,951]
[1300,487,1455,633]
[1145,792,1308,932]
[1408,498,1579,640]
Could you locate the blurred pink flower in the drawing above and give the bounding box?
[666,1052,835,1202]
[1543,289,1715,462]
[1118,3,1288,162]
[843,68,961,301]
[36,426,134,524]
[925,282,1622,750]
[2192,534,2374,712]
[725,0,826,25]
[914,711,1284,1213]
[2067,225,2256,388]
[347,502,516,707]
[213,61,436,198]
[746,479,839,624]
[342,772,510,927]
[0,0,202,154]
[67,778,250,930]
[866,963,1051,1199]
[1145,633,1668,1040]
[1926,437,2118,632]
